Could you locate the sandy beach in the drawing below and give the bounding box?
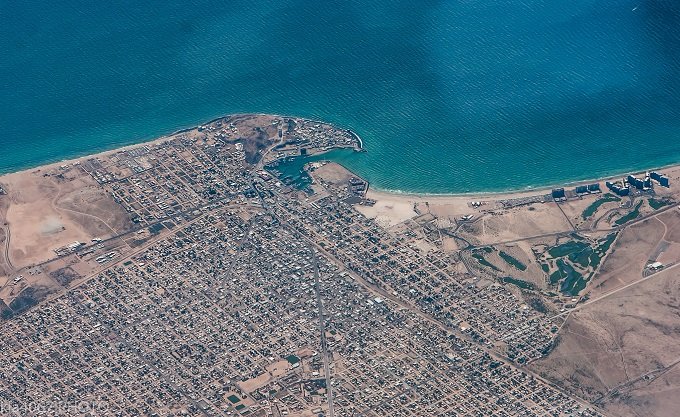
[4,111,680,234]
[355,163,680,227]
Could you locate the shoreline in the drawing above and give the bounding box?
[310,151,680,201]
[0,129,179,180]
[0,113,356,179]
[364,163,662,199]
[2,113,679,202]
[0,112,360,177]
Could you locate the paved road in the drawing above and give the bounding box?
[310,248,335,417]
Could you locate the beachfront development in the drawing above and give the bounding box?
[1,114,679,416]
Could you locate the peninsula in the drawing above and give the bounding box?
[1,114,678,416]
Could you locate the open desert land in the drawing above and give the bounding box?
[586,214,665,298]
[457,201,573,246]
[0,162,138,317]
[359,187,540,228]
[1,166,132,269]
[362,162,680,231]
[531,263,680,417]
[559,194,620,231]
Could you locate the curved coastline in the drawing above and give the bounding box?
[2,113,678,201]
[304,143,680,199]
[0,113,359,177]
[363,159,678,199]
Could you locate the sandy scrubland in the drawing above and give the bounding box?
[588,209,680,299]
[461,202,571,245]
[560,195,620,230]
[359,188,501,228]
[532,265,680,417]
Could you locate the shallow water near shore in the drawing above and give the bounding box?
[2,0,680,193]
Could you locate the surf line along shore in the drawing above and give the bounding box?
[1,111,678,254]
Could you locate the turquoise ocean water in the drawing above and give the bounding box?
[2,0,680,193]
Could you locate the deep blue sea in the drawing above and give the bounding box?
[2,0,680,193]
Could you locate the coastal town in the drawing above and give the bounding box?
[1,114,680,416]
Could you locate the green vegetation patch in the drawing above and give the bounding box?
[499,251,527,271]
[502,276,535,291]
[567,246,594,268]
[286,355,300,365]
[148,222,165,234]
[556,259,585,296]
[596,233,617,254]
[527,297,548,313]
[588,251,602,269]
[615,200,643,225]
[549,270,562,285]
[543,233,617,296]
[588,233,617,269]
[581,194,620,219]
[472,253,500,271]
[571,273,591,295]
[548,240,589,258]
[648,198,673,210]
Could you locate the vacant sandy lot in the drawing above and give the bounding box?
[313,162,356,186]
[456,202,571,245]
[357,187,525,228]
[0,166,131,269]
[355,196,417,227]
